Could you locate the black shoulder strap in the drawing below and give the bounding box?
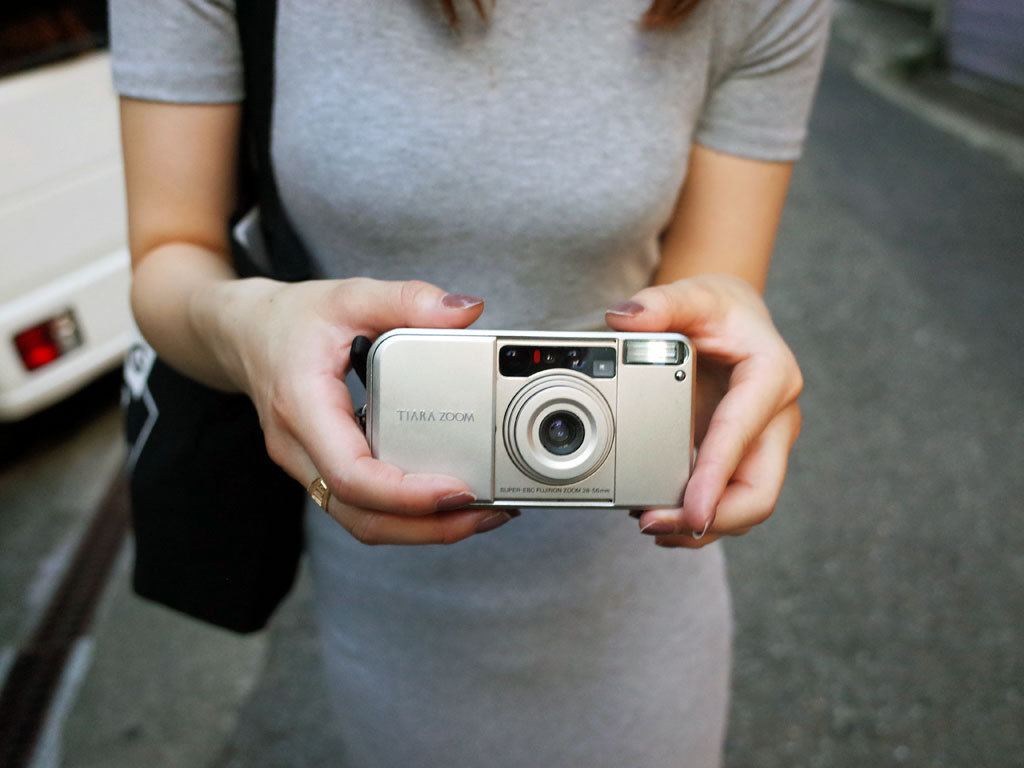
[232,0,314,282]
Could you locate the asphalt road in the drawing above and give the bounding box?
[725,27,1024,768]
[1,4,1021,767]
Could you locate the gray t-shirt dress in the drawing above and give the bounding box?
[111,1,829,765]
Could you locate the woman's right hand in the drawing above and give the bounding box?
[119,101,514,545]
[191,276,518,545]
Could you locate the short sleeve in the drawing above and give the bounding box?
[694,0,831,162]
[109,0,244,103]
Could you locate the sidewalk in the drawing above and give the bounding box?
[832,0,1024,171]
[41,4,1024,767]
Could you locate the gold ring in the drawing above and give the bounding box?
[307,476,331,511]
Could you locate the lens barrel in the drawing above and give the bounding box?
[502,373,614,485]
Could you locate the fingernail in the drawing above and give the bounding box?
[437,491,476,511]
[606,301,645,317]
[640,519,677,536]
[442,293,484,310]
[692,516,714,540]
[475,510,515,533]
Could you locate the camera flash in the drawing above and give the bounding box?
[624,340,686,365]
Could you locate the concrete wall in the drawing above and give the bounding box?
[946,0,1024,90]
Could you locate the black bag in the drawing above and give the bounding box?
[125,356,305,633]
[123,0,313,633]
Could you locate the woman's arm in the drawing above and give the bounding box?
[121,99,242,388]
[606,143,803,547]
[121,98,512,544]
[653,144,793,291]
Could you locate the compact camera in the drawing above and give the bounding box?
[365,329,694,508]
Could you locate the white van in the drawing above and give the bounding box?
[0,1,133,421]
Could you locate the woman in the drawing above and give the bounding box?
[111,0,827,764]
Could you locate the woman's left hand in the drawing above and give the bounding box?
[605,274,803,548]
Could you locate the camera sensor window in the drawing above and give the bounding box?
[499,345,616,379]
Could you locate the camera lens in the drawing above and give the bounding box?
[503,374,614,485]
[539,411,585,456]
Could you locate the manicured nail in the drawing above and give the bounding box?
[475,510,515,533]
[607,301,645,317]
[442,293,484,310]
[692,517,714,540]
[640,519,677,536]
[437,491,476,511]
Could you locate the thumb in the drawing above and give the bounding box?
[342,279,485,334]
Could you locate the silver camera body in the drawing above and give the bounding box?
[366,329,694,509]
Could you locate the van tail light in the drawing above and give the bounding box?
[13,310,83,371]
